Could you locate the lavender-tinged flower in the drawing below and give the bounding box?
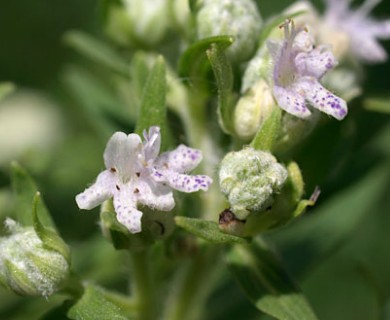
[76,127,212,234]
[268,20,348,120]
[324,0,390,63]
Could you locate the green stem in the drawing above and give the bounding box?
[129,250,155,320]
[60,272,84,298]
[162,247,221,320]
[180,93,225,220]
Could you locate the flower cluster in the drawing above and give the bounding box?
[269,20,348,120]
[323,0,390,63]
[76,127,212,234]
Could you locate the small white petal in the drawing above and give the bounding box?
[152,169,212,193]
[154,145,203,173]
[137,178,175,211]
[113,187,142,234]
[76,170,116,210]
[292,30,314,52]
[295,46,337,78]
[143,126,161,161]
[297,78,348,120]
[350,35,388,62]
[273,85,312,119]
[103,132,142,181]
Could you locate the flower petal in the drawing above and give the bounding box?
[154,145,203,173]
[273,85,312,119]
[298,78,348,120]
[113,187,142,234]
[350,34,388,63]
[76,170,116,210]
[103,132,142,181]
[136,177,175,211]
[143,126,161,161]
[152,169,212,193]
[295,46,337,78]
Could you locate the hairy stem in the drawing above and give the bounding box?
[129,250,155,320]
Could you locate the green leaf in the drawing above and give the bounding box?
[10,162,55,229]
[32,193,70,262]
[207,42,235,134]
[267,163,390,278]
[0,82,15,102]
[250,108,281,151]
[189,0,199,12]
[175,216,249,244]
[67,285,130,320]
[258,11,306,49]
[178,35,233,89]
[226,238,319,320]
[363,97,390,114]
[64,31,129,76]
[135,56,171,151]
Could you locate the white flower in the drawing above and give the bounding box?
[323,0,390,63]
[76,127,212,234]
[268,20,348,120]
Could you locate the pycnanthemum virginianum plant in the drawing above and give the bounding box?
[1,0,390,319]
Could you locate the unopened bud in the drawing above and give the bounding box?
[123,0,170,45]
[196,0,262,62]
[234,79,277,141]
[219,148,288,220]
[0,218,69,297]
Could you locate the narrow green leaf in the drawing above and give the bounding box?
[226,238,319,320]
[0,82,15,102]
[62,66,119,137]
[10,162,55,228]
[178,35,233,88]
[67,285,130,320]
[207,42,235,134]
[250,108,281,151]
[32,193,70,262]
[364,97,390,114]
[175,216,249,244]
[64,31,129,76]
[268,163,390,278]
[135,56,171,151]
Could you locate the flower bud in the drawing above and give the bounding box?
[234,79,277,141]
[196,0,262,62]
[219,148,288,220]
[0,218,70,297]
[123,0,170,46]
[104,0,170,46]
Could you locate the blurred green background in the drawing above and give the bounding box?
[0,0,390,319]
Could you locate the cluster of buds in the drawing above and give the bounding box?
[0,218,70,297]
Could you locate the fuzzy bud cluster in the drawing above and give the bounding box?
[219,148,288,220]
[0,218,70,297]
[196,0,262,62]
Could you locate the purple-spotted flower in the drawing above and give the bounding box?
[268,20,348,120]
[323,0,390,63]
[76,127,212,234]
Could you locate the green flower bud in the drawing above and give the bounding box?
[0,218,70,297]
[104,0,170,46]
[123,0,170,46]
[234,79,277,141]
[196,0,262,62]
[219,148,288,220]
